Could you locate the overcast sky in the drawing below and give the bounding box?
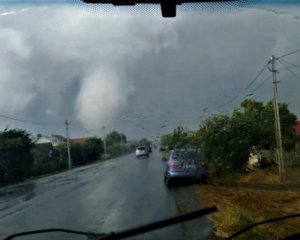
[0,1,300,140]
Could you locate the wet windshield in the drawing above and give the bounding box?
[179,151,202,161]
[1,1,300,240]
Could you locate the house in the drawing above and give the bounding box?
[34,134,66,147]
[294,120,300,136]
[71,138,89,145]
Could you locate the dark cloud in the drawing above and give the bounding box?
[0,4,299,139]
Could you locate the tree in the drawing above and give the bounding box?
[160,134,172,147]
[160,126,190,149]
[105,131,122,147]
[0,129,34,183]
[81,137,103,162]
[198,99,297,170]
[54,143,68,162]
[53,138,104,167]
[197,114,232,168]
[104,131,130,157]
[31,146,67,176]
[120,133,127,144]
[138,138,150,146]
[70,143,83,166]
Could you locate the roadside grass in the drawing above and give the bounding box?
[176,202,195,233]
[195,167,300,239]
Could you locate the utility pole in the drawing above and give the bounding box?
[270,55,285,181]
[103,126,107,160]
[65,119,72,169]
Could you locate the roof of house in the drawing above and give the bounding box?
[71,138,89,144]
[51,134,66,141]
[33,135,66,144]
[295,120,300,136]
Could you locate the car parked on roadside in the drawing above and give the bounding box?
[135,146,149,158]
[164,148,208,186]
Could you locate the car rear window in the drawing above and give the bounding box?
[178,151,203,161]
[137,147,146,150]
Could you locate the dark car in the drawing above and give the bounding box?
[164,149,208,186]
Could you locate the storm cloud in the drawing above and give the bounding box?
[0,3,299,139]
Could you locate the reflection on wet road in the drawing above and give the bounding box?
[0,150,212,240]
[0,151,181,239]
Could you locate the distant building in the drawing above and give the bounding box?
[71,138,90,145]
[34,134,66,147]
[294,120,300,136]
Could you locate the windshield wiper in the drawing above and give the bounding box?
[226,213,300,240]
[81,0,238,17]
[4,208,300,240]
[3,206,218,240]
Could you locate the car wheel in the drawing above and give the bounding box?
[165,176,172,187]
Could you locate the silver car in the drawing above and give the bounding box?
[135,146,149,158]
[164,148,208,186]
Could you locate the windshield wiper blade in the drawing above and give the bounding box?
[3,206,218,240]
[226,213,300,240]
[98,206,218,240]
[2,228,92,240]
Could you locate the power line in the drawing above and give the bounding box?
[215,55,300,112]
[244,63,269,90]
[279,59,300,68]
[278,49,300,59]
[69,124,99,136]
[251,76,272,94]
[216,62,269,111]
[49,125,65,135]
[0,114,61,126]
[216,94,240,111]
[278,59,300,82]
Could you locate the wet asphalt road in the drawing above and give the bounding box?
[0,150,212,240]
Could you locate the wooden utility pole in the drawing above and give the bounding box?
[270,55,285,181]
[65,119,72,169]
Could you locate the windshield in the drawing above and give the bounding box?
[1,1,300,240]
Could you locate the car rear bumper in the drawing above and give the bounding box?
[166,171,207,180]
[136,153,149,157]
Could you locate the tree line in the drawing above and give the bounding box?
[160,99,298,171]
[0,129,135,186]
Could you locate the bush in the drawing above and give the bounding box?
[0,129,34,184]
[107,144,134,158]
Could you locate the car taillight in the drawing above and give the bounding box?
[168,162,180,169]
